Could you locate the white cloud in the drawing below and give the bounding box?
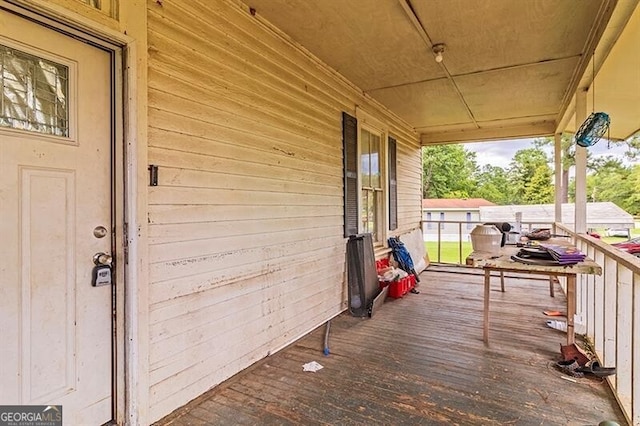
[464,138,633,168]
[464,139,534,168]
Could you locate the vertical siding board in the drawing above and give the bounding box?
[616,266,633,413]
[146,0,421,421]
[633,271,640,425]
[585,245,596,337]
[554,230,640,424]
[603,256,618,370]
[593,250,606,359]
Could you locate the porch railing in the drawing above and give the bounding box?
[555,223,640,425]
[420,220,557,265]
[421,219,640,424]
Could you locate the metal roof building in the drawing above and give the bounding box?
[479,202,635,229]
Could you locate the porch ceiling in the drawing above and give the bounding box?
[562,0,640,141]
[246,0,639,144]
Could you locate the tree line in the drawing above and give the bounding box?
[422,135,640,215]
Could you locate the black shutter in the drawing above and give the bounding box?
[343,112,358,237]
[388,136,398,231]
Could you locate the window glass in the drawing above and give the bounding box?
[440,212,445,229]
[369,133,381,188]
[1,44,69,137]
[360,128,384,242]
[466,212,473,230]
[361,191,381,241]
[361,191,374,237]
[426,212,432,229]
[360,130,371,187]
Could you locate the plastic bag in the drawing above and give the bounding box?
[380,267,408,282]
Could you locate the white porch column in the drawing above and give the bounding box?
[574,89,588,234]
[554,133,562,223]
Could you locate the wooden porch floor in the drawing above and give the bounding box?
[156,266,626,426]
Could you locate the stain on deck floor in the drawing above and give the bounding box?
[156,266,627,425]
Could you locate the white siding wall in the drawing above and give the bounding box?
[147,0,421,420]
[422,210,479,242]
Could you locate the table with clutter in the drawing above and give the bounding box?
[465,225,602,345]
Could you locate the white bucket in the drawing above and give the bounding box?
[470,225,502,254]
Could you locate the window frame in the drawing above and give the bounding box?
[356,108,389,245]
[0,37,78,144]
[342,110,397,244]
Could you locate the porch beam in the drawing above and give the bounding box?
[556,0,637,137]
[420,122,555,145]
[554,0,617,128]
[396,0,478,129]
[554,133,562,223]
[574,89,588,234]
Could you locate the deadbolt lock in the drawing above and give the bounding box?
[93,252,112,266]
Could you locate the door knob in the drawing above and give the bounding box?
[93,252,112,266]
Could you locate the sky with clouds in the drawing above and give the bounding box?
[464,138,634,168]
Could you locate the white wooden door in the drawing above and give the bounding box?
[0,10,113,425]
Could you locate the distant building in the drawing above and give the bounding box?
[479,202,635,231]
[422,198,496,241]
[423,200,635,241]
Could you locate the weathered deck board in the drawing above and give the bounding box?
[156,267,626,425]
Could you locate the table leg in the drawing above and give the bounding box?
[483,269,491,344]
[549,276,555,297]
[566,275,576,345]
[500,272,505,292]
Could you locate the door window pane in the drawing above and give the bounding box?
[1,44,69,137]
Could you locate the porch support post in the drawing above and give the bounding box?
[554,133,562,223]
[120,2,150,424]
[574,89,588,234]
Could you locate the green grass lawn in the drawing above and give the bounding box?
[425,241,473,264]
[593,227,639,244]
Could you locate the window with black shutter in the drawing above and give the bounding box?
[342,112,358,237]
[343,111,394,241]
[388,136,398,231]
